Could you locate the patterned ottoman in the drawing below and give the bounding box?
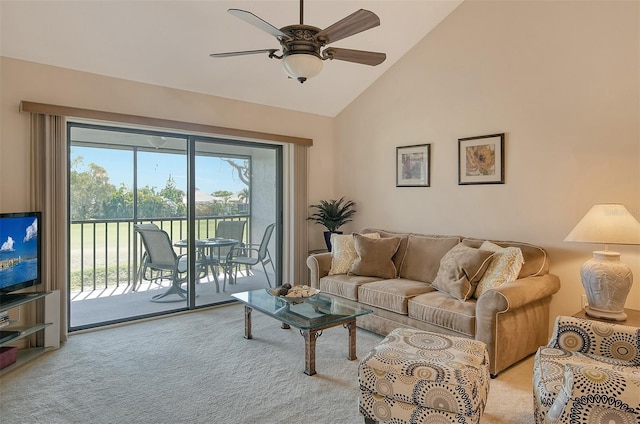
[358,328,490,424]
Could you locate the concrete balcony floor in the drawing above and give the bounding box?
[70,268,274,329]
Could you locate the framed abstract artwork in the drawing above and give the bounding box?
[458,133,505,185]
[396,144,430,187]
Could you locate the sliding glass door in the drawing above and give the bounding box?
[193,138,280,307]
[68,123,281,330]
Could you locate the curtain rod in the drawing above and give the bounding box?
[20,101,313,147]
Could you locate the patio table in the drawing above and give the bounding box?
[173,238,238,292]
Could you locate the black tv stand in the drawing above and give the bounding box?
[0,292,39,308]
[0,330,21,344]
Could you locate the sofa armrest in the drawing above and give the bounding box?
[306,252,332,289]
[547,364,640,423]
[476,274,561,314]
[548,316,640,364]
[475,274,560,375]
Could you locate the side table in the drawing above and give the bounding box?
[573,308,640,327]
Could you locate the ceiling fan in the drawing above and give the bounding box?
[210,0,386,83]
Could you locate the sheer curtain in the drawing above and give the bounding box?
[30,114,68,342]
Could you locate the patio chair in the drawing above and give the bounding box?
[224,223,275,290]
[202,220,247,285]
[136,226,191,302]
[133,223,166,290]
[212,220,246,270]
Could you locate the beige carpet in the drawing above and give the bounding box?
[0,304,535,423]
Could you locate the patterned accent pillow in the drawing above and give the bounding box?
[431,243,494,301]
[473,241,524,299]
[328,232,380,275]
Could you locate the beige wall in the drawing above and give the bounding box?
[334,0,640,319]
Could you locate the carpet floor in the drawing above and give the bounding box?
[0,304,535,423]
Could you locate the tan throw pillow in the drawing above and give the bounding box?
[349,234,402,279]
[431,244,494,301]
[399,235,461,283]
[473,241,525,299]
[328,232,380,275]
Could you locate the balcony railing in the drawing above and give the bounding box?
[69,215,250,293]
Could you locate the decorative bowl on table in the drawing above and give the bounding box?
[267,285,320,304]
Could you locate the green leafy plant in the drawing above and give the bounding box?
[308,197,356,233]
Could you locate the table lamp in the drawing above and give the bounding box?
[564,203,640,321]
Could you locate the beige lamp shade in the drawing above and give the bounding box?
[565,203,640,321]
[564,203,640,246]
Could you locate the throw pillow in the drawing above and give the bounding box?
[349,234,402,279]
[328,232,380,275]
[473,241,525,299]
[431,243,495,301]
[399,235,461,283]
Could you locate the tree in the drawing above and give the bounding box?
[213,190,234,203]
[221,158,250,186]
[136,187,170,218]
[103,185,134,218]
[213,190,235,215]
[158,175,186,216]
[238,188,249,204]
[70,157,118,220]
[70,157,189,220]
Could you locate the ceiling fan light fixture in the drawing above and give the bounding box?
[282,52,323,83]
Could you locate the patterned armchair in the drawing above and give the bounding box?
[532,315,640,424]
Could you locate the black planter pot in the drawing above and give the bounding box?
[323,230,343,252]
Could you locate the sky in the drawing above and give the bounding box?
[0,215,38,258]
[71,146,247,195]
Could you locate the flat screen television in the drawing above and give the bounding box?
[0,211,42,298]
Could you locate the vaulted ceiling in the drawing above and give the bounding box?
[0,1,462,117]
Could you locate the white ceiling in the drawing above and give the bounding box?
[0,1,462,117]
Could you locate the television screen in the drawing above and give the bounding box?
[0,212,41,293]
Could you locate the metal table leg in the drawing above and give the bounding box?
[244,305,252,339]
[301,329,321,376]
[345,319,357,360]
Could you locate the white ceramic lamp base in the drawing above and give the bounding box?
[580,251,632,321]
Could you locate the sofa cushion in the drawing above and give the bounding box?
[328,232,380,275]
[319,274,382,301]
[431,243,494,301]
[462,238,549,278]
[408,291,478,337]
[399,235,461,283]
[473,241,524,299]
[350,234,401,279]
[358,279,433,314]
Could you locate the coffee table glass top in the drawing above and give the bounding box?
[231,289,372,330]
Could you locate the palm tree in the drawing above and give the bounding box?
[238,188,249,204]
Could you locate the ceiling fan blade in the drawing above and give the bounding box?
[210,49,279,58]
[228,9,289,40]
[315,9,380,45]
[322,48,386,66]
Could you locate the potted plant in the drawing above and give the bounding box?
[308,197,356,251]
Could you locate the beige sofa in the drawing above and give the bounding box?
[306,228,561,376]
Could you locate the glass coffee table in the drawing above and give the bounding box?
[231,289,372,376]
